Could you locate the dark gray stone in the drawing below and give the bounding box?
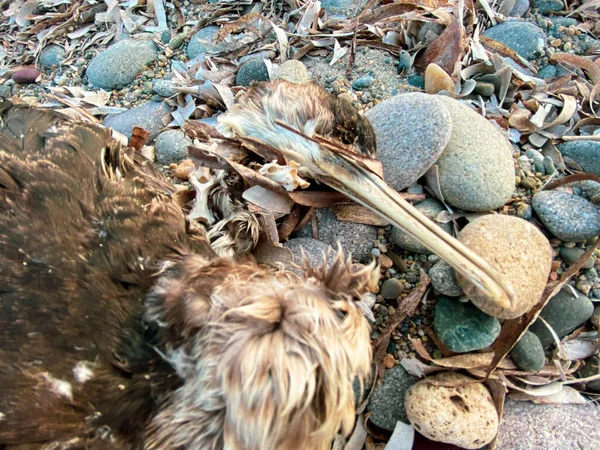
[39,44,65,68]
[538,64,557,79]
[0,85,12,98]
[510,331,545,371]
[390,198,452,254]
[283,238,337,271]
[103,101,171,141]
[352,76,374,90]
[87,39,158,90]
[559,141,600,177]
[534,0,564,13]
[532,190,600,242]
[429,260,463,297]
[529,286,595,347]
[482,22,546,60]
[364,93,452,192]
[510,0,530,16]
[154,130,193,165]
[380,278,404,300]
[368,365,418,430]
[434,296,501,353]
[299,208,377,263]
[236,59,270,87]
[559,247,595,269]
[579,355,600,393]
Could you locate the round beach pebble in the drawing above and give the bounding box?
[364,93,452,192]
[457,214,552,319]
[272,60,309,84]
[405,372,498,449]
[432,96,515,211]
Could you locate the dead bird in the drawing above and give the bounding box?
[0,103,376,450]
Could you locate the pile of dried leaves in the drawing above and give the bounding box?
[3,0,600,448]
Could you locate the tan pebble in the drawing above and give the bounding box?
[551,38,562,47]
[563,42,572,51]
[549,271,559,281]
[379,254,393,269]
[383,353,395,369]
[551,260,561,271]
[173,159,196,181]
[424,63,454,94]
[457,214,552,319]
[405,372,498,449]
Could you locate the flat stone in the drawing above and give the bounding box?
[510,331,545,372]
[380,278,404,300]
[432,96,515,211]
[297,208,377,263]
[510,0,530,16]
[390,198,453,254]
[103,101,171,141]
[153,79,176,97]
[496,399,600,450]
[528,285,595,348]
[532,190,600,242]
[538,64,558,79]
[154,130,193,165]
[429,260,463,297]
[272,60,309,84]
[236,58,270,87]
[368,365,418,430]
[87,39,158,90]
[558,141,600,176]
[559,247,596,269]
[534,0,564,13]
[405,372,498,449]
[434,296,501,353]
[482,21,546,61]
[352,76,374,90]
[365,93,452,192]
[187,26,222,59]
[457,214,552,319]
[39,44,65,68]
[283,238,336,269]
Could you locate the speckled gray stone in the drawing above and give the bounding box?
[482,22,546,60]
[432,96,515,211]
[364,93,452,192]
[510,0,530,16]
[87,39,158,90]
[368,365,418,430]
[558,141,600,176]
[528,285,595,348]
[391,198,452,254]
[236,59,270,86]
[532,191,600,242]
[434,296,501,353]
[283,237,337,270]
[296,208,377,263]
[321,0,367,15]
[153,80,176,97]
[534,0,564,13]
[496,400,600,450]
[39,44,65,68]
[154,130,193,165]
[272,60,309,84]
[510,331,545,372]
[103,101,171,141]
[429,260,463,296]
[380,279,404,300]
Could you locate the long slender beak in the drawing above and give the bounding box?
[273,123,515,310]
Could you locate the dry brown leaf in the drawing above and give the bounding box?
[331,204,390,226]
[508,107,536,133]
[542,94,577,130]
[551,53,600,84]
[486,378,507,450]
[288,191,348,208]
[415,16,465,74]
[252,239,293,266]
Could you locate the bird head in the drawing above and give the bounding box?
[144,252,376,450]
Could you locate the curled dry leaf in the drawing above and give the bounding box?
[383,421,414,450]
[399,357,445,378]
[551,53,600,84]
[331,203,390,226]
[415,16,465,74]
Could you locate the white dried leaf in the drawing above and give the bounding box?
[330,39,348,66]
[400,357,444,378]
[509,386,587,404]
[384,421,415,450]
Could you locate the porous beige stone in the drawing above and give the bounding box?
[457,214,552,319]
[405,372,498,449]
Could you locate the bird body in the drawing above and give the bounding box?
[0,104,374,449]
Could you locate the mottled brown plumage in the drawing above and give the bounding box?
[0,103,375,449]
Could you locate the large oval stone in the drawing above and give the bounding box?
[434,296,501,353]
[559,141,600,176]
[510,331,545,371]
[457,214,552,319]
[405,372,498,449]
[433,96,515,211]
[532,190,600,242]
[87,39,158,90]
[365,93,452,192]
[482,22,546,60]
[103,101,171,140]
